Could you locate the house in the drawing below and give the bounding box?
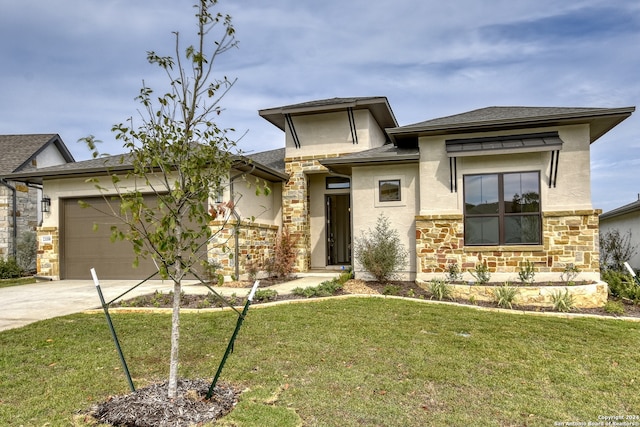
[5,99,635,283]
[0,134,74,265]
[599,197,640,271]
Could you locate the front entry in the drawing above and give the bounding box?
[325,194,351,265]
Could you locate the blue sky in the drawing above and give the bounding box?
[0,0,638,212]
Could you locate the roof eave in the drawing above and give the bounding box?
[387,107,636,143]
[259,97,398,131]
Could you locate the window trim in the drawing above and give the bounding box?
[378,179,401,202]
[463,171,541,246]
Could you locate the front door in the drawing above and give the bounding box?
[326,194,351,265]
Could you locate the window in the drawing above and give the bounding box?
[379,179,401,202]
[463,172,540,245]
[326,176,351,190]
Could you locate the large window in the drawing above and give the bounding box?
[463,171,541,245]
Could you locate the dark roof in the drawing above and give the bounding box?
[259,97,398,131]
[600,198,640,221]
[4,148,288,184]
[0,134,75,175]
[319,144,419,175]
[388,106,635,144]
[246,148,285,174]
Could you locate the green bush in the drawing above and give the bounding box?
[518,261,535,285]
[382,284,401,295]
[603,300,625,316]
[428,279,453,301]
[602,269,640,301]
[0,257,23,279]
[253,289,278,302]
[494,284,519,309]
[469,262,491,285]
[551,288,575,313]
[354,214,407,282]
[292,279,343,298]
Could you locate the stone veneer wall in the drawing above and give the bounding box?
[208,219,279,277]
[36,227,59,279]
[283,154,339,272]
[416,210,601,277]
[0,183,38,259]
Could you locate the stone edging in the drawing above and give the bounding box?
[84,292,640,322]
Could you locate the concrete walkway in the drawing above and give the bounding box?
[0,273,339,332]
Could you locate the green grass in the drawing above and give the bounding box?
[0,276,36,289]
[2,298,640,426]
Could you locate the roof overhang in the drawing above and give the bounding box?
[259,97,398,131]
[4,153,288,185]
[387,106,635,144]
[446,132,563,157]
[319,147,419,175]
[600,199,640,221]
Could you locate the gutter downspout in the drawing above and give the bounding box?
[0,179,18,259]
[229,163,256,280]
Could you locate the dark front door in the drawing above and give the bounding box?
[326,194,351,265]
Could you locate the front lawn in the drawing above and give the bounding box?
[1,298,639,426]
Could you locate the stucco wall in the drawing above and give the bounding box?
[351,163,419,280]
[600,210,640,270]
[285,110,387,158]
[418,124,593,215]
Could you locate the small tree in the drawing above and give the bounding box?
[265,227,298,279]
[354,213,408,282]
[600,229,638,272]
[80,0,269,399]
[16,231,37,274]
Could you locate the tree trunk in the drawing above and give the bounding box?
[168,279,181,398]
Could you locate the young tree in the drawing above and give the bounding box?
[354,213,408,282]
[81,0,267,398]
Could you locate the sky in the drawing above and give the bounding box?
[0,0,639,212]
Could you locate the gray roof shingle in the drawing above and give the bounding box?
[0,134,74,175]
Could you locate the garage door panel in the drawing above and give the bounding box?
[62,196,206,280]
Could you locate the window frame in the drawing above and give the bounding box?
[463,171,541,246]
[378,179,401,202]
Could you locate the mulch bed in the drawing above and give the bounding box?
[89,379,239,427]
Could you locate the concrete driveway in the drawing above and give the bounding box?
[0,273,337,332]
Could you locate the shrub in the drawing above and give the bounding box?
[602,269,640,301]
[265,228,298,279]
[428,279,452,301]
[382,284,401,295]
[551,288,575,313]
[16,231,37,274]
[0,257,23,279]
[469,262,491,285]
[600,229,638,272]
[445,263,462,282]
[494,283,519,309]
[518,260,535,285]
[253,289,278,302]
[560,263,581,285]
[292,279,343,298]
[354,214,407,282]
[603,300,625,316]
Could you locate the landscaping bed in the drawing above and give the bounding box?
[112,279,640,319]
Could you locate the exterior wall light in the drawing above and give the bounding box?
[41,196,51,213]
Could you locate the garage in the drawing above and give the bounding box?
[61,196,206,280]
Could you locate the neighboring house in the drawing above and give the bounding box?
[6,98,635,282]
[0,134,74,264]
[599,197,640,270]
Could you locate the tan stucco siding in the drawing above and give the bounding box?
[285,110,387,158]
[351,164,419,280]
[42,171,281,228]
[418,124,593,216]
